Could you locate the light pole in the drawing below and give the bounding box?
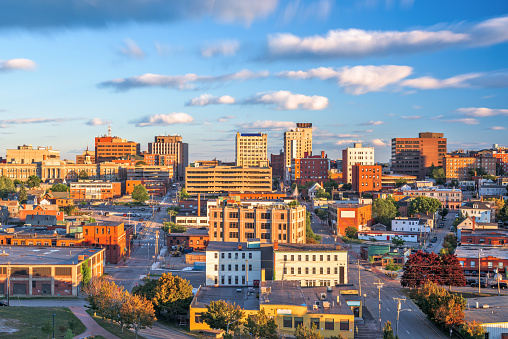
[393,297,411,338]
[374,279,384,332]
[6,261,10,306]
[52,313,56,339]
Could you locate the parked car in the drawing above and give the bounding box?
[491,282,508,289]
[0,300,8,306]
[471,280,489,288]
[364,265,372,272]
[431,237,438,243]
[443,216,447,221]
[466,278,477,285]
[439,222,444,228]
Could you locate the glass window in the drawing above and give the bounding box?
[283,317,292,328]
[310,318,320,329]
[325,319,334,330]
[294,317,303,328]
[195,313,203,323]
[340,320,349,331]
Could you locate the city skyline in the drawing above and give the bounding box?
[0,1,507,162]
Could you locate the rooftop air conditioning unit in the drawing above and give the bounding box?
[313,304,318,310]
[323,301,330,308]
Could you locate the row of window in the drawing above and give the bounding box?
[459,260,504,268]
[216,252,254,259]
[283,317,349,331]
[216,264,253,272]
[283,254,341,262]
[284,267,341,275]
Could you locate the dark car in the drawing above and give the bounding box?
[431,237,438,243]
[471,280,489,288]
[466,278,477,285]
[491,282,508,289]
[0,300,8,306]
[439,223,444,228]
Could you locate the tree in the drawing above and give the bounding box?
[18,184,28,204]
[391,236,405,247]
[81,259,92,286]
[78,170,89,180]
[385,259,402,272]
[440,254,466,290]
[408,196,441,216]
[468,167,487,178]
[498,202,508,222]
[179,188,190,200]
[288,200,300,207]
[342,183,352,190]
[440,208,449,218]
[0,176,15,198]
[345,226,357,239]
[315,188,331,199]
[26,175,41,188]
[305,211,321,243]
[202,300,245,334]
[133,273,193,317]
[51,183,69,192]
[401,250,443,288]
[372,198,397,226]
[431,167,446,185]
[63,205,78,216]
[383,321,399,339]
[135,161,147,166]
[162,221,186,234]
[442,233,458,253]
[121,294,156,339]
[395,178,407,188]
[295,324,323,339]
[449,180,459,188]
[460,321,485,339]
[41,322,53,339]
[132,184,149,203]
[242,309,278,339]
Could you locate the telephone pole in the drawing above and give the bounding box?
[357,258,362,297]
[374,279,384,332]
[393,297,411,337]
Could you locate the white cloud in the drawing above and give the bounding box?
[118,38,145,59]
[100,69,269,91]
[217,116,235,122]
[243,90,328,110]
[401,115,422,120]
[0,117,75,127]
[186,94,235,106]
[0,58,37,71]
[401,73,481,89]
[336,139,363,145]
[353,129,374,133]
[469,15,508,47]
[132,113,194,127]
[277,65,412,95]
[371,139,388,147]
[86,118,111,126]
[490,126,506,130]
[455,107,508,117]
[360,120,384,126]
[444,118,479,125]
[281,0,332,23]
[201,40,240,58]
[236,120,295,131]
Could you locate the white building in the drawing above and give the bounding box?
[459,201,495,223]
[307,182,323,199]
[273,243,348,286]
[479,185,507,197]
[391,217,431,233]
[357,230,420,243]
[342,143,375,184]
[205,240,261,287]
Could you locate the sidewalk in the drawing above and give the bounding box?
[69,306,120,339]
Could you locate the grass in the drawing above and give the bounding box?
[0,306,86,339]
[86,309,147,339]
[341,236,364,244]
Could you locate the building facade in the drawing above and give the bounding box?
[460,201,495,223]
[6,145,60,164]
[284,123,313,179]
[351,164,382,193]
[95,136,139,163]
[70,181,122,201]
[391,217,430,233]
[402,188,463,209]
[273,243,348,286]
[185,166,272,195]
[328,204,373,235]
[270,150,285,179]
[208,201,306,244]
[147,135,188,181]
[235,132,268,167]
[444,154,496,180]
[291,151,330,185]
[342,143,375,184]
[391,132,447,179]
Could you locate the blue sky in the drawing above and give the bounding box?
[0,0,507,163]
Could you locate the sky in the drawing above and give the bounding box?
[0,0,507,163]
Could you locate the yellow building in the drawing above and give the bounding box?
[189,280,359,339]
[185,165,272,195]
[284,123,313,177]
[235,132,268,167]
[6,145,60,164]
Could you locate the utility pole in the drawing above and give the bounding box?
[246,259,249,286]
[374,279,384,332]
[155,230,159,258]
[357,258,361,297]
[478,250,482,293]
[393,297,407,338]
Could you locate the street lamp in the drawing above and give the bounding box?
[52,313,56,339]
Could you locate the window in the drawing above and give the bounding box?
[320,268,324,274]
[291,255,294,261]
[294,317,303,328]
[235,253,238,259]
[242,253,245,259]
[221,253,225,259]
[228,253,232,259]
[284,255,287,261]
[298,267,301,274]
[249,264,252,271]
[327,255,331,261]
[215,253,218,259]
[228,276,232,285]
[228,265,232,271]
[327,267,331,274]
[471,261,476,267]
[235,276,239,285]
[195,313,203,323]
[312,267,316,274]
[325,319,334,330]
[283,317,292,328]
[221,265,225,271]
[242,264,245,271]
[310,318,319,329]
[306,255,309,261]
[298,255,301,261]
[291,267,294,274]
[305,267,309,274]
[249,253,252,259]
[214,264,218,271]
[284,267,287,274]
[340,320,349,331]
[242,276,245,285]
[313,255,316,261]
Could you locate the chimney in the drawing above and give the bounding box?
[273,241,278,250]
[321,151,325,158]
[197,194,201,217]
[472,216,476,231]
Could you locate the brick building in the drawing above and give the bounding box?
[19,204,64,223]
[143,153,176,167]
[455,246,508,276]
[270,150,284,179]
[351,164,382,193]
[95,135,139,163]
[328,204,373,236]
[126,179,167,197]
[492,152,508,174]
[208,201,306,244]
[82,221,131,264]
[291,151,330,185]
[444,154,496,180]
[147,135,188,181]
[391,132,447,179]
[167,229,209,251]
[342,143,374,184]
[0,246,104,297]
[460,229,508,246]
[70,181,122,201]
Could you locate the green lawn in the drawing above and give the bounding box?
[0,307,86,339]
[86,309,147,339]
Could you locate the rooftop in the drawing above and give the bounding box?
[207,241,261,252]
[0,246,102,265]
[464,296,508,324]
[275,243,345,252]
[191,286,259,310]
[461,201,494,210]
[455,246,508,259]
[168,229,209,237]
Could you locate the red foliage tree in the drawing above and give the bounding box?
[440,254,466,290]
[401,250,443,288]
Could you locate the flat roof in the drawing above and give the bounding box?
[455,246,508,259]
[207,241,261,251]
[191,286,259,310]
[0,246,102,266]
[275,243,346,252]
[167,229,209,237]
[465,296,508,324]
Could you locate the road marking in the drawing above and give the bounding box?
[406,330,410,334]
[386,307,390,312]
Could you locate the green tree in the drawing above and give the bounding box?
[391,236,405,247]
[498,202,508,222]
[81,259,92,286]
[408,196,441,216]
[345,226,358,239]
[440,208,449,217]
[460,321,486,339]
[315,188,331,199]
[383,320,399,339]
[305,211,321,244]
[202,300,245,333]
[26,175,42,188]
[135,161,147,166]
[78,170,89,180]
[449,180,459,188]
[51,183,69,192]
[288,200,300,207]
[132,273,193,317]
[179,188,191,200]
[162,221,186,233]
[395,178,407,188]
[372,198,398,226]
[18,184,28,204]
[242,309,278,339]
[132,184,149,203]
[385,260,402,272]
[295,323,323,339]
[431,167,446,185]
[342,183,352,190]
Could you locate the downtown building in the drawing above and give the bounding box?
[291,151,330,185]
[351,164,382,193]
[391,132,447,180]
[148,135,188,181]
[95,135,140,163]
[283,123,313,180]
[235,132,268,167]
[342,143,374,184]
[443,153,496,180]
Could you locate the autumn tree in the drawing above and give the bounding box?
[408,196,441,216]
[132,184,149,203]
[383,321,399,339]
[460,321,485,339]
[132,273,193,318]
[440,254,466,290]
[202,300,245,334]
[295,324,323,339]
[372,198,398,226]
[121,294,156,339]
[401,251,443,288]
[242,309,278,339]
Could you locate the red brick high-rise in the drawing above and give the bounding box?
[351,164,382,193]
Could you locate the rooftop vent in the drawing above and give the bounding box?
[320,293,327,300]
[313,304,318,310]
[323,301,330,308]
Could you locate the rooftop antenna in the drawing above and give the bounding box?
[108,124,112,137]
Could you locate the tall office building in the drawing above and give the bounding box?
[342,143,375,184]
[283,123,313,180]
[94,136,139,164]
[391,132,447,179]
[235,132,268,167]
[148,135,188,181]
